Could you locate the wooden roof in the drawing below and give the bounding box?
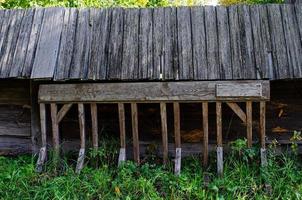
[0,5,302,81]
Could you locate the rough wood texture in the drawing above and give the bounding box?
[216,102,222,146]
[260,101,266,148]
[38,81,270,103]
[50,103,60,161]
[246,101,253,148]
[217,146,223,177]
[175,148,181,175]
[91,103,98,150]
[160,102,168,165]
[131,103,140,164]
[76,103,86,173]
[226,102,247,123]
[118,103,126,149]
[202,102,208,167]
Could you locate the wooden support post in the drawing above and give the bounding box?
[260,101,267,167]
[246,101,253,148]
[36,103,47,173]
[202,102,209,167]
[50,103,60,165]
[131,103,140,164]
[173,102,181,175]
[76,103,86,174]
[216,102,223,177]
[91,103,98,150]
[160,102,168,165]
[118,103,126,166]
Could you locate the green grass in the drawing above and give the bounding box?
[1,139,302,200]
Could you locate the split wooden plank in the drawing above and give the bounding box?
[131,103,140,164]
[57,104,73,123]
[9,9,35,78]
[216,102,223,177]
[69,9,92,80]
[50,103,60,164]
[202,102,209,167]
[0,10,25,78]
[88,8,110,80]
[246,101,253,148]
[38,80,270,103]
[191,6,207,80]
[267,5,290,79]
[118,103,126,165]
[107,8,124,80]
[76,103,86,173]
[22,8,44,77]
[173,102,181,175]
[36,103,47,173]
[229,6,243,79]
[163,7,178,80]
[177,7,193,80]
[281,5,302,78]
[91,103,98,150]
[205,6,220,80]
[226,102,247,123]
[54,8,77,81]
[238,5,256,79]
[138,8,153,80]
[153,8,164,80]
[31,8,65,79]
[217,6,232,79]
[122,9,139,80]
[160,102,168,165]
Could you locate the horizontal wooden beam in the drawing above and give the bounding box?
[38,81,270,103]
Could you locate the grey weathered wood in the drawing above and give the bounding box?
[0,10,11,55]
[107,8,123,80]
[22,8,44,77]
[216,102,222,146]
[260,101,266,148]
[76,103,86,173]
[216,83,262,97]
[138,8,153,79]
[55,8,77,80]
[217,146,223,177]
[31,8,64,79]
[131,103,140,164]
[57,104,73,123]
[226,102,247,123]
[175,148,181,175]
[122,9,139,80]
[191,7,207,80]
[118,148,126,166]
[36,103,47,173]
[205,6,219,80]
[76,148,85,173]
[39,80,270,103]
[174,103,181,174]
[217,6,232,79]
[36,147,46,173]
[160,102,168,165]
[153,8,164,80]
[260,148,267,167]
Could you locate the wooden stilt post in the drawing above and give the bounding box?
[160,102,168,165]
[260,101,267,167]
[173,103,181,175]
[202,102,209,167]
[50,103,60,166]
[216,102,223,177]
[76,103,86,173]
[118,103,126,166]
[131,103,140,164]
[246,101,253,148]
[36,103,47,173]
[90,103,98,167]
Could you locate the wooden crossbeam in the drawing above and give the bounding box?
[36,103,47,173]
[118,103,126,165]
[216,102,223,177]
[202,102,209,167]
[131,103,140,164]
[50,103,60,164]
[76,103,86,173]
[173,102,181,175]
[57,103,73,123]
[226,102,246,124]
[246,101,253,148]
[160,102,168,165]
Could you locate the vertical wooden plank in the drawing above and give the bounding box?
[36,103,47,173]
[122,9,139,80]
[191,7,207,80]
[246,101,253,148]
[260,101,266,149]
[50,103,59,163]
[91,103,98,150]
[160,102,168,165]
[153,8,164,80]
[131,103,140,164]
[118,103,126,165]
[76,103,86,173]
[216,102,223,177]
[173,102,181,175]
[217,6,232,79]
[177,7,193,80]
[138,8,153,80]
[205,6,220,80]
[202,102,208,167]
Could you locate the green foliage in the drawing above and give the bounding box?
[1,138,302,199]
[219,0,283,6]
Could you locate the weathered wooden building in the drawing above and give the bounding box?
[0,4,302,174]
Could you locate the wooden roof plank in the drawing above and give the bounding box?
[0,10,12,70]
[153,8,164,80]
[177,7,193,80]
[31,8,65,79]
